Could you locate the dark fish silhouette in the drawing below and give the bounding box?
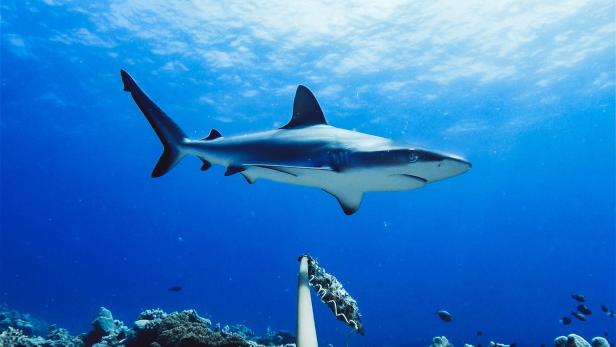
[577,304,592,315]
[168,285,182,292]
[571,311,586,321]
[437,310,453,322]
[609,310,616,318]
[560,317,571,325]
[571,294,585,302]
[601,305,609,313]
[477,330,483,336]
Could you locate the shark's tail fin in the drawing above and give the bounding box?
[121,69,188,178]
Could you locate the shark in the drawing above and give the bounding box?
[120,70,471,215]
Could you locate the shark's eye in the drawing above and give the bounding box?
[408,151,419,163]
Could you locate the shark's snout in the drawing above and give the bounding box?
[406,152,471,182]
[441,157,472,178]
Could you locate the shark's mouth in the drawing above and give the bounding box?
[395,173,428,182]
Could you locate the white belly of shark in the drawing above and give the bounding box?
[120,70,471,215]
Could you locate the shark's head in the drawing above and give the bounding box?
[395,148,471,182]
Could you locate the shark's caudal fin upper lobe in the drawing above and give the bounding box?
[121,70,188,177]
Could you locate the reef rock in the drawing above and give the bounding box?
[555,336,569,347]
[127,309,252,347]
[0,305,295,347]
[565,334,591,347]
[222,324,254,340]
[0,325,82,347]
[489,342,510,347]
[591,337,609,347]
[430,336,454,347]
[0,304,47,337]
[80,307,130,347]
[255,328,295,346]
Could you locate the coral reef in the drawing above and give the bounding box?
[0,305,294,347]
[126,308,251,347]
[489,342,510,347]
[254,328,295,346]
[81,307,131,346]
[554,334,591,347]
[430,336,453,347]
[0,304,47,337]
[591,337,610,347]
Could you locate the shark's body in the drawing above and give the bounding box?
[121,70,471,215]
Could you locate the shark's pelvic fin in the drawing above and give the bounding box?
[121,70,188,178]
[203,129,222,141]
[323,189,364,215]
[281,85,327,129]
[200,158,211,171]
[225,166,245,176]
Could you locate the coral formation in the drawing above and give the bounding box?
[591,337,609,347]
[554,334,592,347]
[81,307,131,346]
[430,336,453,347]
[0,305,47,337]
[0,305,294,347]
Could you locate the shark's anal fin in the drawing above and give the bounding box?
[203,129,222,141]
[281,85,327,129]
[240,173,254,184]
[200,158,211,171]
[225,166,245,176]
[322,189,364,216]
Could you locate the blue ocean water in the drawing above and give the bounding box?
[1,1,615,346]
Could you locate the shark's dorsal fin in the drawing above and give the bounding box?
[203,129,222,140]
[322,189,364,215]
[281,85,327,129]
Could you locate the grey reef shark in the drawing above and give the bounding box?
[121,70,471,215]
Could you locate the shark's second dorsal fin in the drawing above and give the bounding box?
[281,85,327,129]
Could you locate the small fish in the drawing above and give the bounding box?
[571,311,586,321]
[601,305,609,313]
[168,285,182,292]
[437,310,453,322]
[604,331,609,337]
[577,304,592,315]
[571,294,585,302]
[477,330,483,336]
[560,317,571,325]
[609,310,616,318]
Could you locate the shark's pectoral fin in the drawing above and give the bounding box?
[322,188,364,216]
[225,166,245,176]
